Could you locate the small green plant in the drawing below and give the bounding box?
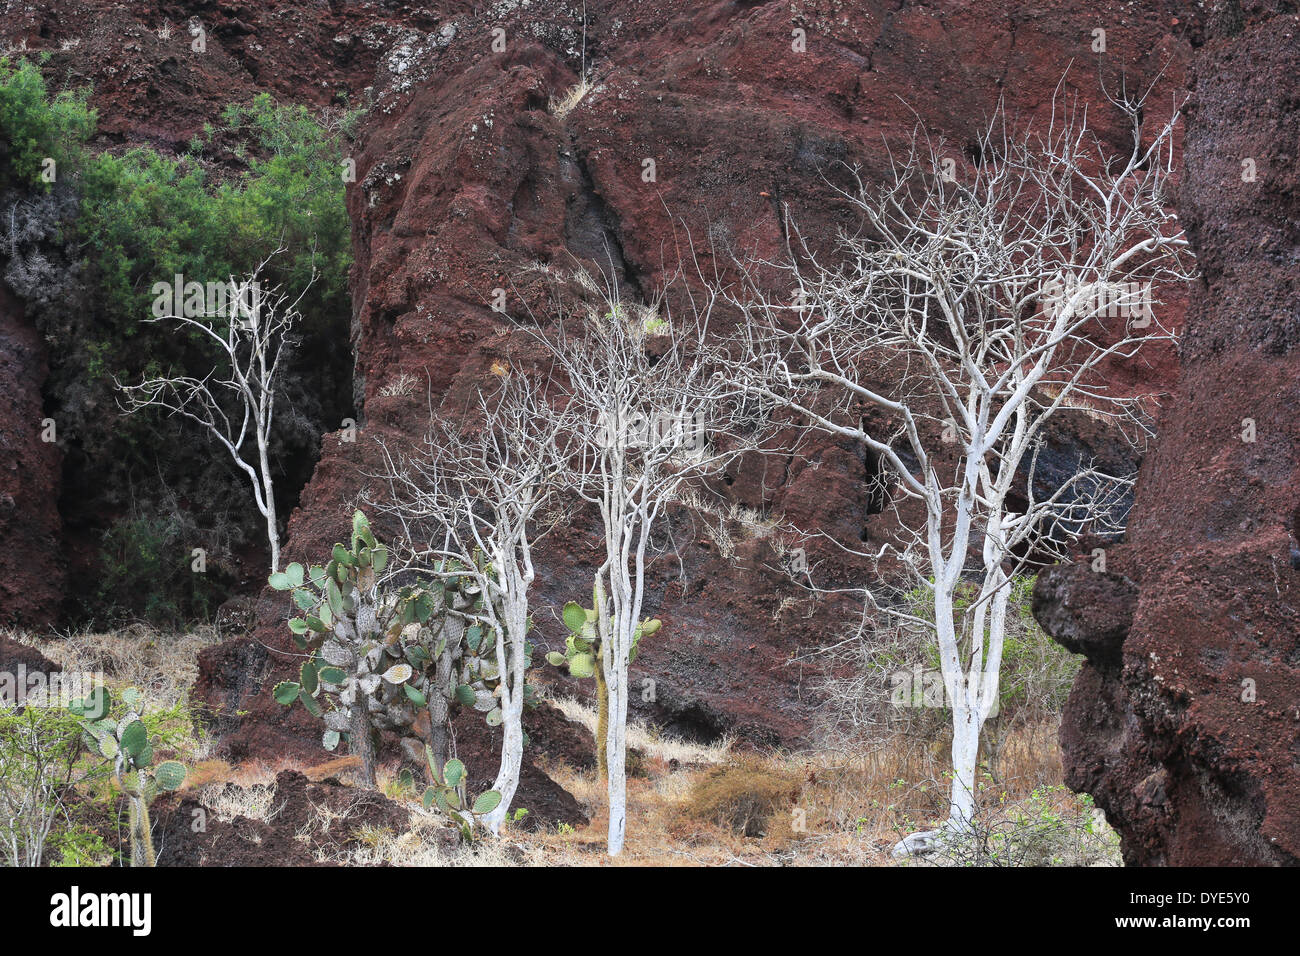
[49,823,112,867]
[401,750,501,841]
[95,511,228,624]
[545,578,660,777]
[68,687,186,867]
[0,705,88,866]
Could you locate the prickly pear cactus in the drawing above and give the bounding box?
[269,510,529,787]
[397,748,502,840]
[68,686,186,867]
[544,579,661,776]
[546,590,661,675]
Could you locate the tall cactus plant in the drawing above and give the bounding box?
[269,510,513,800]
[68,687,186,867]
[546,577,660,778]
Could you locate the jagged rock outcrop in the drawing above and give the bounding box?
[1035,0,1300,866]
[1032,562,1137,668]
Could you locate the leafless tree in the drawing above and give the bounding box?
[0,708,84,867]
[116,251,309,572]
[722,80,1195,851]
[518,262,773,856]
[374,372,572,834]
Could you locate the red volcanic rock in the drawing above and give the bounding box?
[0,0,447,150]
[1032,561,1137,668]
[0,286,63,629]
[1036,0,1300,865]
[192,0,1194,761]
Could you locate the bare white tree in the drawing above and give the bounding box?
[116,252,309,572]
[519,263,771,856]
[724,82,1195,850]
[374,371,572,834]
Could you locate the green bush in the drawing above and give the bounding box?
[95,513,229,625]
[48,823,113,867]
[0,55,94,189]
[900,576,1079,723]
[76,91,355,329]
[900,786,1121,867]
[0,60,360,626]
[0,706,91,866]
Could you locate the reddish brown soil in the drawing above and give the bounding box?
[152,769,412,866]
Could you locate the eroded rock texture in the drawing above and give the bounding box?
[0,285,62,628]
[1035,0,1300,866]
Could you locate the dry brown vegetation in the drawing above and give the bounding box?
[2,625,1118,867]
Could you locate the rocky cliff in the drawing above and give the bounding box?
[1034,0,1300,866]
[209,0,1192,762]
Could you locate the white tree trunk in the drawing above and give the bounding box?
[948,699,980,831]
[484,695,523,833]
[258,433,280,572]
[605,652,628,856]
[484,581,530,834]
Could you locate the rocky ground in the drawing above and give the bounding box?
[4,624,1117,866]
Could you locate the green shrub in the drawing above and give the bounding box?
[48,823,113,867]
[898,786,1121,867]
[0,56,94,189]
[0,60,360,627]
[0,706,90,866]
[76,92,354,328]
[95,513,228,625]
[899,576,1079,722]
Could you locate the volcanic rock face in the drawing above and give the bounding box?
[262,0,1192,761]
[1035,0,1300,865]
[0,286,62,629]
[4,2,1194,764]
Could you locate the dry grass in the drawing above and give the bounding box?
[8,623,221,713]
[199,780,282,824]
[548,695,733,767]
[0,626,1115,866]
[5,624,223,766]
[503,702,1117,867]
[684,756,803,838]
[323,809,537,866]
[549,77,593,119]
